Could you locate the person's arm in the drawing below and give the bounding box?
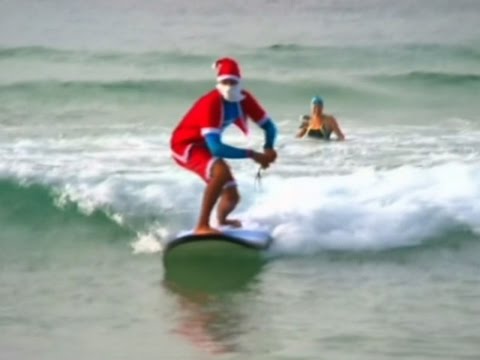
[204,133,272,168]
[296,125,308,138]
[295,115,310,138]
[241,91,278,164]
[258,118,278,164]
[259,118,277,149]
[204,133,252,158]
[331,117,345,140]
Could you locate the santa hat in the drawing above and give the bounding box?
[212,57,241,82]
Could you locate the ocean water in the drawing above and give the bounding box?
[1,0,480,359]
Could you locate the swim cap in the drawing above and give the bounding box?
[311,96,324,106]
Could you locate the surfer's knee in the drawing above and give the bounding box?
[223,183,240,203]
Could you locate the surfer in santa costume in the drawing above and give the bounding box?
[170,57,278,235]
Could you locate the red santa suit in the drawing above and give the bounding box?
[170,58,269,182]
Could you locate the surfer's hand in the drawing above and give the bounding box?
[263,149,277,163]
[251,151,271,169]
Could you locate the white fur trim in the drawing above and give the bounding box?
[205,157,218,180]
[257,116,270,126]
[171,144,193,163]
[217,75,241,82]
[201,127,221,136]
[223,180,237,189]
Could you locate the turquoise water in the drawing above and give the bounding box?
[1,0,480,359]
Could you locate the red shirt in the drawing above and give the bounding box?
[170,89,268,160]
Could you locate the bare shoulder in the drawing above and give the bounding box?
[324,114,337,123]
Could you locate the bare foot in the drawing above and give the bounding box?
[219,219,242,228]
[194,226,222,235]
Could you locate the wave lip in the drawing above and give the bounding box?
[0,179,132,243]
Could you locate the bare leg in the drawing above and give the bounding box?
[217,185,242,228]
[194,159,232,235]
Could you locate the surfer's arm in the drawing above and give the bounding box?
[259,118,277,149]
[331,117,345,140]
[296,125,308,138]
[204,133,252,159]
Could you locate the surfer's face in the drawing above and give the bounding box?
[216,78,243,102]
[312,104,323,115]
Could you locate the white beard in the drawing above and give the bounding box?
[216,83,245,102]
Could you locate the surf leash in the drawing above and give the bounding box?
[254,166,264,191]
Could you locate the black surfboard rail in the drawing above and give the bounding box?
[164,232,273,254]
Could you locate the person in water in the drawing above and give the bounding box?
[296,96,345,140]
[170,57,278,235]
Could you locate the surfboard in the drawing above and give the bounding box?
[164,228,273,255]
[163,228,272,292]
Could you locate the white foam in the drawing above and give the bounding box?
[131,226,168,254]
[240,163,480,254]
[1,133,480,256]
